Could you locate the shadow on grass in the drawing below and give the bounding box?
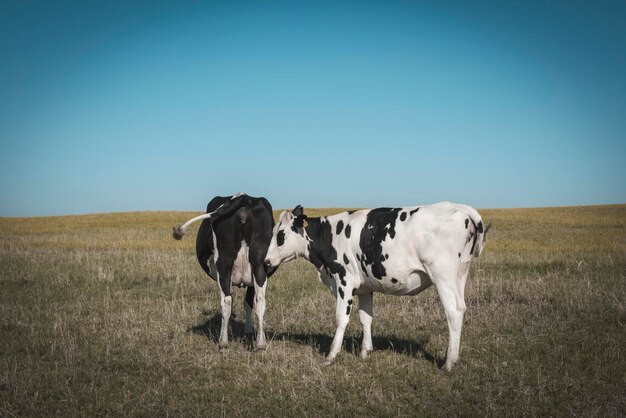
[188,310,255,350]
[188,311,441,367]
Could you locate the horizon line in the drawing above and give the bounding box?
[1,202,625,220]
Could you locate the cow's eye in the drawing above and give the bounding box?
[277,230,286,247]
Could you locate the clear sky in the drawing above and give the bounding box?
[1,0,625,216]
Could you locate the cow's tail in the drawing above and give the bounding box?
[172,192,247,240]
[458,205,491,260]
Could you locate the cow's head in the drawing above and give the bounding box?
[265,205,309,268]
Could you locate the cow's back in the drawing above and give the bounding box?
[196,195,276,282]
[340,203,477,294]
[389,202,472,264]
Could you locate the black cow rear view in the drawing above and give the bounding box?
[172,192,277,351]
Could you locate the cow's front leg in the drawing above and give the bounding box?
[358,292,374,359]
[325,280,355,366]
[216,258,233,352]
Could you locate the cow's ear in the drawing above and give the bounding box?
[292,205,304,217]
[293,214,308,229]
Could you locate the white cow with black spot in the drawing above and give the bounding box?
[264,202,490,370]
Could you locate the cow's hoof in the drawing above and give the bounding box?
[218,344,227,353]
[323,358,335,367]
[442,362,455,373]
[255,342,267,352]
[360,349,372,360]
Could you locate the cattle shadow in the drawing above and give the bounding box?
[188,311,441,366]
[279,330,440,367]
[188,310,255,350]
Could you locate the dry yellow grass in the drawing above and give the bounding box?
[1,205,624,416]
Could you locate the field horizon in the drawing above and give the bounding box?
[1,204,624,416]
[2,201,626,220]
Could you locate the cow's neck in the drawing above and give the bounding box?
[303,217,326,269]
[303,217,346,282]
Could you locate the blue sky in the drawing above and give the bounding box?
[1,0,625,216]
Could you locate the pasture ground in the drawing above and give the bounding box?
[0,205,624,417]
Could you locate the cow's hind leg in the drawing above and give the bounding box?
[244,286,255,335]
[252,262,268,351]
[457,261,470,314]
[216,258,234,352]
[428,263,466,372]
[358,292,374,359]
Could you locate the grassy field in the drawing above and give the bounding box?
[1,205,624,417]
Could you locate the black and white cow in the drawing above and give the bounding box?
[173,192,277,351]
[264,202,489,370]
